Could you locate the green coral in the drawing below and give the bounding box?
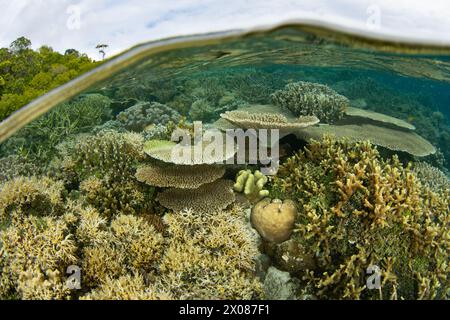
[271,81,348,123]
[234,169,270,203]
[270,136,449,299]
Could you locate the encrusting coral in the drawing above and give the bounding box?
[116,101,181,132]
[157,179,235,214]
[233,169,270,203]
[251,198,297,243]
[270,135,449,299]
[271,81,349,123]
[135,162,225,189]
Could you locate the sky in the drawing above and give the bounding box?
[1,0,450,60]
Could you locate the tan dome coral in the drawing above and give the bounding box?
[157,179,235,213]
[251,198,297,243]
[135,162,225,189]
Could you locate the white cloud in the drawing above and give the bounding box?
[0,0,449,59]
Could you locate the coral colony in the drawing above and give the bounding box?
[0,56,449,301]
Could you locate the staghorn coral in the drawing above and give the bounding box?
[116,101,181,132]
[135,162,225,189]
[251,198,297,243]
[0,176,64,223]
[233,169,270,203]
[0,214,78,299]
[270,136,449,299]
[157,179,235,214]
[81,274,172,300]
[159,204,263,299]
[271,81,348,123]
[295,123,436,157]
[79,213,165,288]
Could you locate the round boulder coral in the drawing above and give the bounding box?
[251,198,297,243]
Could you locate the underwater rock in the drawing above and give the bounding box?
[233,169,270,203]
[136,162,225,189]
[271,81,348,124]
[117,101,181,132]
[251,198,297,243]
[263,266,300,300]
[264,238,316,274]
[295,123,436,157]
[157,179,235,214]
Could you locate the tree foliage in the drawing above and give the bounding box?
[0,37,98,120]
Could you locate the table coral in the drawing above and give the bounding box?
[270,135,449,299]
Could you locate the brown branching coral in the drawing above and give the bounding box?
[135,162,225,189]
[0,176,65,223]
[159,204,263,299]
[270,136,449,299]
[271,81,348,123]
[157,179,235,214]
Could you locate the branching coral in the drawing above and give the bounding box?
[159,204,263,299]
[412,161,449,193]
[0,214,78,299]
[271,81,348,123]
[270,136,449,299]
[116,101,181,132]
[233,169,270,203]
[0,176,64,223]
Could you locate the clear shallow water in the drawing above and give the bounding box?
[0,24,449,300]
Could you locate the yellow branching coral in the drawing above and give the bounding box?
[81,274,172,300]
[270,136,449,299]
[80,213,165,288]
[0,176,64,223]
[157,179,235,214]
[79,176,155,218]
[0,214,78,299]
[135,162,225,189]
[159,204,263,299]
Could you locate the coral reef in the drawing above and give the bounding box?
[189,99,216,122]
[157,179,235,214]
[159,205,263,299]
[270,136,449,299]
[344,107,415,130]
[271,81,348,123]
[251,198,297,243]
[116,101,181,132]
[136,162,225,189]
[233,169,270,203]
